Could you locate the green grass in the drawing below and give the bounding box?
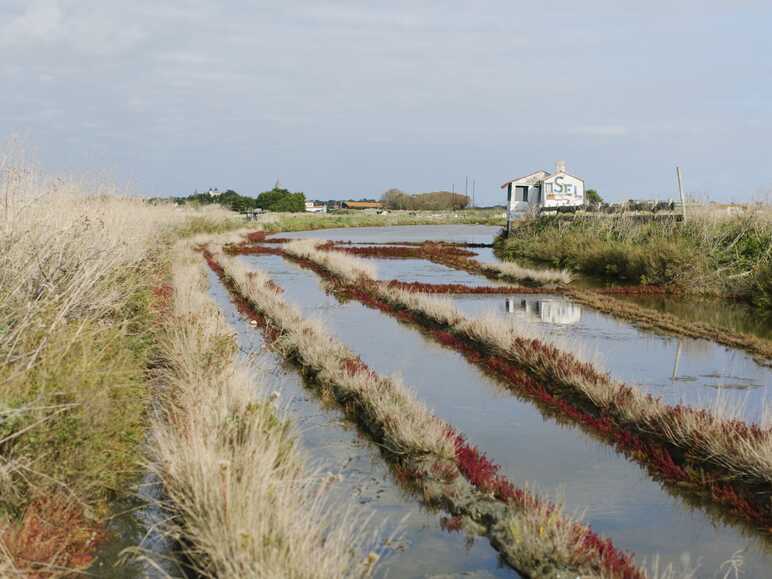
[495,209,772,307]
[0,273,158,518]
[261,208,506,233]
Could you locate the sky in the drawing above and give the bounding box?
[2,1,771,204]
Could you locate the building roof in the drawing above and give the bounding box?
[343,201,383,209]
[500,170,550,189]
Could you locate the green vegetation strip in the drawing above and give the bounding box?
[151,241,371,578]
[281,240,772,529]
[495,212,772,308]
[206,245,661,579]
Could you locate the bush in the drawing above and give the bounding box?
[495,208,772,307]
[256,187,306,212]
[381,189,470,210]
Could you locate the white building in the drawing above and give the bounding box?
[501,161,584,214]
[305,201,327,213]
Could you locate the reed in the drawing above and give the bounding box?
[151,241,371,578]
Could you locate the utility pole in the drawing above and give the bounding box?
[465,176,468,198]
[676,166,687,221]
[472,179,476,208]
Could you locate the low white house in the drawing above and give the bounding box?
[305,201,327,213]
[501,161,584,214]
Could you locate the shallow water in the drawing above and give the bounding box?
[368,257,508,287]
[273,224,503,245]
[208,268,517,579]
[451,294,771,423]
[240,252,772,578]
[88,473,183,578]
[613,294,772,341]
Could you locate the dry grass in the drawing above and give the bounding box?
[480,260,573,286]
[151,241,373,579]
[0,147,245,574]
[284,239,378,281]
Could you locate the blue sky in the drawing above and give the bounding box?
[2,1,771,203]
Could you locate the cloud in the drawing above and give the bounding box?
[568,125,629,137]
[1,0,63,45]
[1,1,771,201]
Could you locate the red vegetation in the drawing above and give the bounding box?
[452,433,644,579]
[382,280,546,295]
[225,244,284,256]
[322,242,477,259]
[151,282,174,317]
[440,515,464,532]
[335,240,494,249]
[1,496,104,578]
[245,231,267,242]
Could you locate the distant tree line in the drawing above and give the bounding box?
[174,187,306,212]
[380,189,470,210]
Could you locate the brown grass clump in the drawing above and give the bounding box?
[151,241,372,578]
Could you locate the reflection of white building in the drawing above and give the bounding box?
[506,298,581,325]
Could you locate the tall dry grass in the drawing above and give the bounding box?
[150,241,373,578]
[479,260,573,286]
[0,148,243,573]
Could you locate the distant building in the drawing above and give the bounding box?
[305,201,327,213]
[342,201,383,210]
[501,161,584,213]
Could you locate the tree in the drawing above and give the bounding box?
[381,189,470,210]
[256,187,306,212]
[381,188,410,210]
[585,189,604,204]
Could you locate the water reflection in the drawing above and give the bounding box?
[505,297,581,325]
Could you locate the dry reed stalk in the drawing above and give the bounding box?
[208,245,659,579]
[151,241,371,579]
